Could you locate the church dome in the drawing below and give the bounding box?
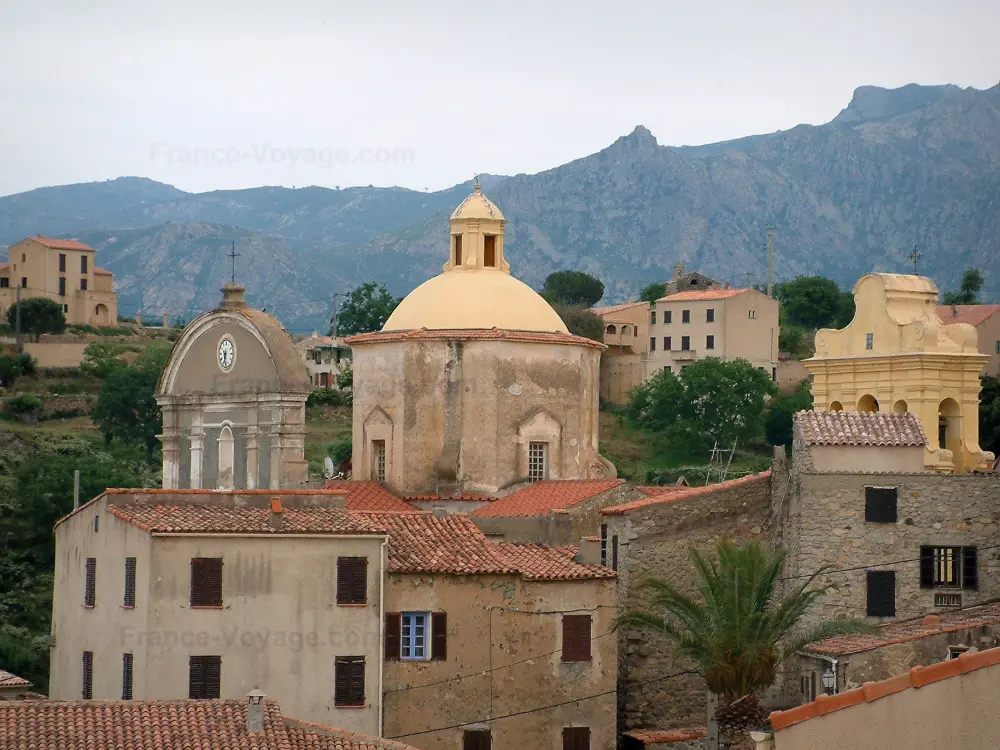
[450,184,505,221]
[383,268,568,333]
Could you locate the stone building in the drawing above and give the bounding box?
[298,332,352,388]
[663,263,723,296]
[937,303,1000,376]
[805,273,993,472]
[0,235,117,326]
[156,282,311,490]
[346,185,615,496]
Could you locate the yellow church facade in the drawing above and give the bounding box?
[804,273,993,473]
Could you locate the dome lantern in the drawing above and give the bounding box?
[445,182,510,274]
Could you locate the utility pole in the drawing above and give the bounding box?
[766,225,774,298]
[73,470,81,510]
[329,293,343,336]
[14,284,23,354]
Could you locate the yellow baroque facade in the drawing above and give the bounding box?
[804,273,993,473]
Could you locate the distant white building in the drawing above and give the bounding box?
[296,333,351,388]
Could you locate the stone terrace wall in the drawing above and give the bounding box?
[605,472,773,731]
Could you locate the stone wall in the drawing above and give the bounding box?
[605,472,773,731]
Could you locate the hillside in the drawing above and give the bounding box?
[1,83,998,329]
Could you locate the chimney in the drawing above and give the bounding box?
[269,497,283,531]
[220,281,248,309]
[575,536,601,566]
[246,688,266,733]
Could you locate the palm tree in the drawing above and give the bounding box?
[617,540,874,735]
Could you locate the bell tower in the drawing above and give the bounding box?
[444,183,510,274]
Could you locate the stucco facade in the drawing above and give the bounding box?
[593,301,650,405]
[298,333,352,388]
[805,273,993,472]
[937,304,1000,376]
[0,236,117,326]
[157,283,311,490]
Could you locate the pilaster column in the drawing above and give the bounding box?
[189,412,205,489]
[246,426,260,490]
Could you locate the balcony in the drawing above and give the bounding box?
[673,349,697,361]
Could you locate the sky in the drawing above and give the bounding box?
[1,0,998,197]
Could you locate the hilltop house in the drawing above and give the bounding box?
[298,332,352,388]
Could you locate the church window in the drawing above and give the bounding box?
[453,235,463,267]
[865,332,874,350]
[372,440,386,482]
[217,425,235,489]
[528,442,548,482]
[484,235,496,267]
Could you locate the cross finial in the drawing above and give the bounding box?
[907,245,921,274]
[474,174,481,192]
[228,241,241,283]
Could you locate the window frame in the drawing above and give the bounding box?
[664,336,671,351]
[561,614,593,662]
[527,441,548,482]
[599,524,608,566]
[649,336,656,352]
[334,655,366,707]
[864,486,898,523]
[706,334,715,350]
[865,332,874,350]
[336,556,368,605]
[866,570,896,617]
[81,255,88,273]
[58,276,66,297]
[401,611,430,660]
[371,439,387,482]
[920,545,977,589]
[664,310,672,324]
[680,335,690,351]
[59,253,66,272]
[124,557,137,608]
[650,310,656,325]
[189,557,224,607]
[82,651,93,699]
[188,655,222,699]
[681,309,690,324]
[122,652,134,699]
[84,557,96,607]
[706,308,715,323]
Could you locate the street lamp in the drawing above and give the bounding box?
[821,667,836,695]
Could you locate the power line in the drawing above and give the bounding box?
[780,542,1000,582]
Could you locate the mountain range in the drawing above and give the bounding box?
[1,82,998,332]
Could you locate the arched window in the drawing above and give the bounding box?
[606,324,617,335]
[857,395,879,413]
[218,425,235,489]
[892,399,908,413]
[830,401,843,411]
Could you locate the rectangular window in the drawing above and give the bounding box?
[122,653,133,699]
[650,310,656,325]
[866,571,896,617]
[334,656,365,706]
[82,651,93,699]
[563,727,591,750]
[528,442,548,482]
[865,332,874,350]
[561,614,592,662]
[864,487,898,523]
[664,336,671,351]
[59,253,66,272]
[649,337,656,352]
[80,278,88,291]
[85,558,96,607]
[464,730,492,750]
[484,235,496,267]
[124,557,136,607]
[600,524,608,566]
[188,655,221,699]
[706,308,715,323]
[681,309,690,323]
[936,592,963,607]
[20,277,26,288]
[706,335,715,350]
[336,557,368,604]
[996,340,1000,354]
[611,535,618,571]
[681,336,690,351]
[664,310,671,324]
[190,557,223,607]
[920,546,977,589]
[401,612,429,660]
[371,440,386,482]
[63,304,69,314]
[0,278,7,288]
[58,277,66,296]
[81,255,88,273]
[453,235,463,266]
[664,365,671,373]
[749,310,756,319]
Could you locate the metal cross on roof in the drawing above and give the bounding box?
[908,245,921,274]
[228,242,241,283]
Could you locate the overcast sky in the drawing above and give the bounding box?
[1,0,997,197]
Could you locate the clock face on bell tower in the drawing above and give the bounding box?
[218,336,236,371]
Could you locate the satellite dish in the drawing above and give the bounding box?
[323,456,335,479]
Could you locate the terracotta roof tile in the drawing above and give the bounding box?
[624,726,707,744]
[601,471,771,515]
[495,542,616,580]
[109,503,389,535]
[0,670,29,688]
[93,266,113,276]
[657,288,749,302]
[795,410,928,447]
[403,493,491,502]
[770,646,1000,732]
[633,485,688,497]
[592,301,649,315]
[344,327,605,350]
[374,513,517,575]
[25,235,94,251]
[936,304,1000,328]
[323,481,420,513]
[471,480,624,517]
[0,698,417,750]
[804,601,1000,655]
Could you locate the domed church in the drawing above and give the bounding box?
[346,185,615,496]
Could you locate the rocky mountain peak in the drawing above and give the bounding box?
[832,83,961,125]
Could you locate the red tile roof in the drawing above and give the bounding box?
[403,493,491,503]
[601,471,771,515]
[804,603,1000,656]
[770,646,1000,732]
[592,300,648,315]
[936,304,1000,328]
[344,327,605,350]
[0,670,29,688]
[795,410,928,447]
[0,699,416,749]
[633,485,688,497]
[108,503,389,535]
[471,479,624,517]
[93,266,113,276]
[25,235,94,251]
[657,288,749,302]
[624,727,707,744]
[376,513,516,575]
[496,542,616,580]
[324,481,420,513]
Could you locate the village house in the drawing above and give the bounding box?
[0,235,118,326]
[298,332,352,388]
[0,671,32,701]
[937,303,1000,376]
[592,300,649,405]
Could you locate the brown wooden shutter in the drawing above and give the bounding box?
[562,615,592,662]
[562,727,591,750]
[82,651,93,699]
[865,487,898,523]
[385,613,401,661]
[189,655,221,699]
[122,653,133,700]
[963,546,979,590]
[337,557,368,604]
[334,656,365,706]
[866,571,896,617]
[919,547,934,588]
[84,558,96,607]
[190,558,223,606]
[124,557,136,607]
[463,730,492,750]
[431,612,447,661]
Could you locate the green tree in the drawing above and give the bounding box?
[80,341,131,378]
[541,270,605,307]
[617,541,873,732]
[765,381,813,447]
[980,375,1000,457]
[942,268,984,305]
[552,304,605,342]
[5,297,66,341]
[775,276,852,330]
[334,282,401,336]
[628,358,777,454]
[336,366,353,390]
[778,326,812,359]
[639,282,667,303]
[0,356,19,388]
[90,347,170,459]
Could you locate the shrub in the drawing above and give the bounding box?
[328,438,352,464]
[307,388,350,407]
[4,394,43,420]
[0,356,19,388]
[14,352,36,377]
